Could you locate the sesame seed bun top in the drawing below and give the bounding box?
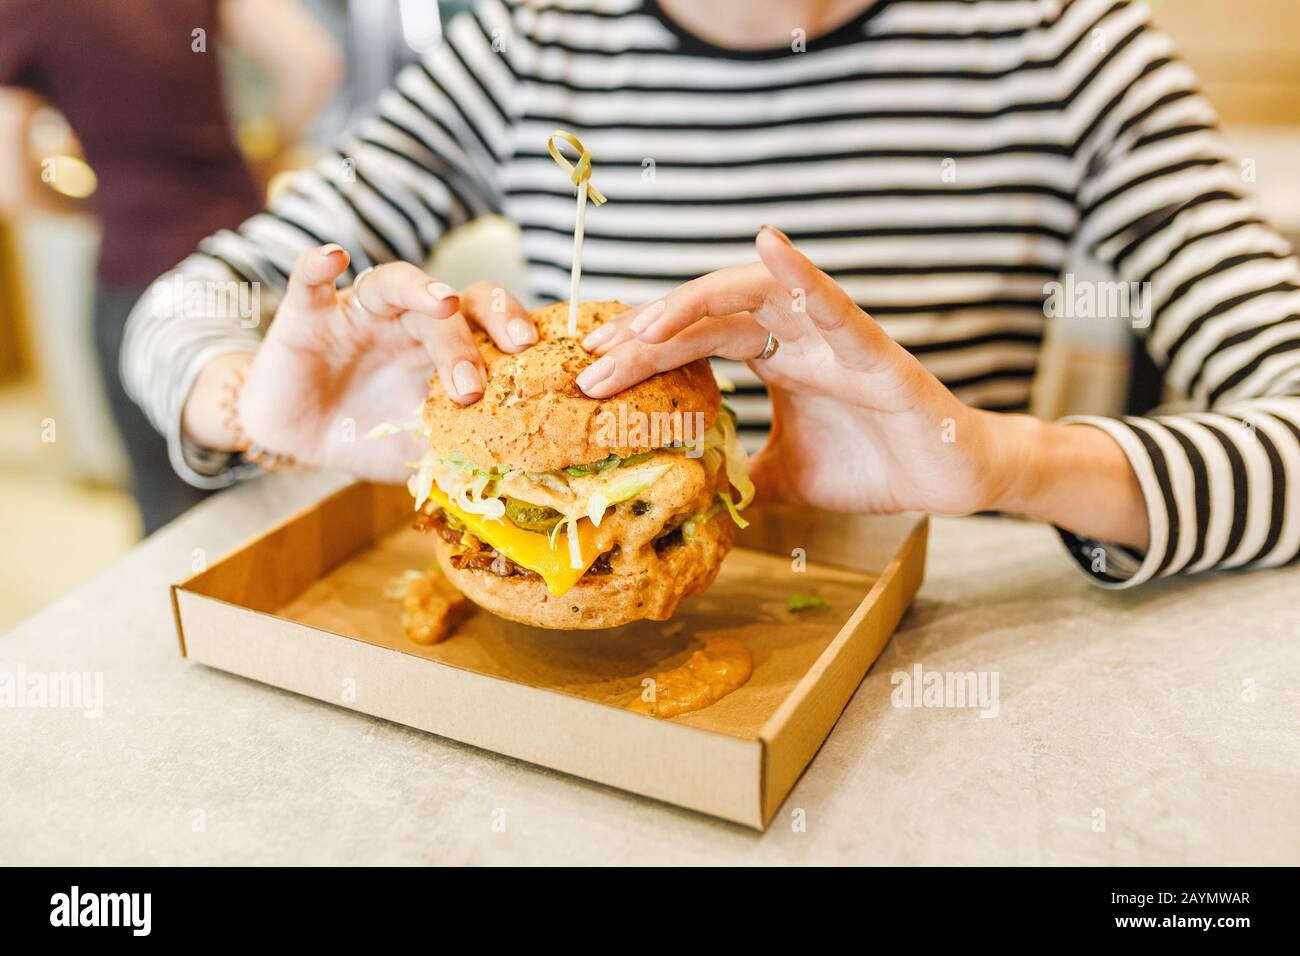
[422,300,721,472]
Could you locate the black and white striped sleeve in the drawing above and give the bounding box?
[119,0,522,488]
[1056,0,1300,586]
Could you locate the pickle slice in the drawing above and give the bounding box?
[503,497,565,533]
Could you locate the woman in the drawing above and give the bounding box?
[127,0,1300,588]
[0,0,341,532]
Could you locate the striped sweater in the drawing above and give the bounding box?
[122,0,1300,588]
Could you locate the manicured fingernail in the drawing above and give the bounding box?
[428,282,457,301]
[507,318,536,346]
[582,323,616,350]
[761,224,792,245]
[452,360,482,396]
[320,243,345,258]
[576,356,614,391]
[628,300,666,335]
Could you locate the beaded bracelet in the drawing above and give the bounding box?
[217,364,299,471]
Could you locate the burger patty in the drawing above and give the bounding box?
[653,526,685,556]
[415,507,685,581]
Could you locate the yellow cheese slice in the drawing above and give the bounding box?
[426,487,609,597]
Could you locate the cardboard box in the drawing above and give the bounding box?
[172,481,927,829]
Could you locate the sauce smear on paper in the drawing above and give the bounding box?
[627,637,753,719]
[400,568,473,644]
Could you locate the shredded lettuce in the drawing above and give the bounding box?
[718,491,749,530]
[565,519,583,569]
[717,411,755,510]
[411,450,507,521]
[364,406,429,441]
[408,450,438,511]
[452,470,505,522]
[366,420,417,440]
[585,492,610,527]
[438,450,508,478]
[787,594,828,613]
[542,513,586,568]
[682,503,722,541]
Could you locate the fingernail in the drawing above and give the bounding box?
[582,323,616,350]
[576,356,614,391]
[761,224,792,245]
[428,282,457,301]
[452,360,482,396]
[320,243,345,258]
[507,318,536,346]
[628,300,667,335]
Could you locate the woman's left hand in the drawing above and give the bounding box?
[575,227,1150,548]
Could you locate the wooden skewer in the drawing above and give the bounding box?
[547,130,607,338]
[567,185,587,337]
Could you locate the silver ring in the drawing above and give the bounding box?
[352,265,375,300]
[342,265,376,320]
[754,332,780,361]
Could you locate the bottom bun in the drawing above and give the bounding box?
[432,513,737,630]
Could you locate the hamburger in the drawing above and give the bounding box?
[403,300,753,630]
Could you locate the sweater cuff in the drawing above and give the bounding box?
[1052,417,1174,588]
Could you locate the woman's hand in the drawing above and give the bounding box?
[184,244,537,483]
[577,227,1150,548]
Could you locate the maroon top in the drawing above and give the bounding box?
[0,0,263,284]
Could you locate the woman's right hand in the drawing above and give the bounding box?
[186,244,538,483]
[574,228,1149,549]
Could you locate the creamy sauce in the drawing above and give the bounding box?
[400,567,473,644]
[627,637,753,719]
[441,450,717,521]
[434,450,725,582]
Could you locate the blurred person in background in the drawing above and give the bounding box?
[127,0,1300,590]
[0,0,342,533]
